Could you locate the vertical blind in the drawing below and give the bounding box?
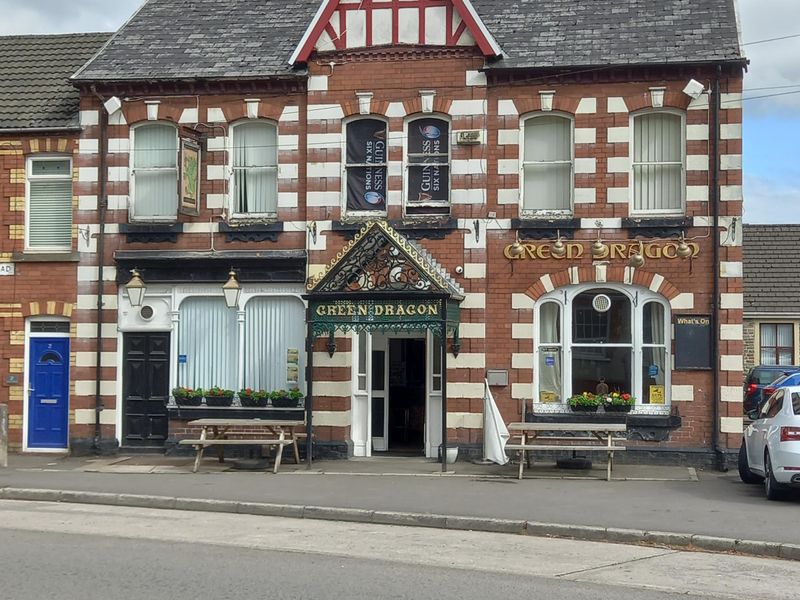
[243,297,305,392]
[28,159,72,249]
[760,323,794,365]
[232,122,278,214]
[178,297,238,390]
[633,112,683,212]
[523,115,572,211]
[133,124,178,218]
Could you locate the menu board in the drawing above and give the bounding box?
[674,315,712,370]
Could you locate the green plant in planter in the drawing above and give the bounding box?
[271,388,302,408]
[239,388,268,408]
[567,392,601,411]
[205,386,235,407]
[172,386,204,406]
[602,392,635,412]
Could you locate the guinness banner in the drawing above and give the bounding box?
[407,118,450,206]
[346,119,387,212]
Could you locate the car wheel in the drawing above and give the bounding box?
[764,452,785,501]
[738,443,763,483]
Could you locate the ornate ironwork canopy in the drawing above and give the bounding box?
[306,221,463,336]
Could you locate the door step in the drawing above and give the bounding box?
[118,446,167,455]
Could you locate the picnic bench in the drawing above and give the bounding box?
[506,422,627,481]
[179,418,305,474]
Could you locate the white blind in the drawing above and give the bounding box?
[243,297,305,392]
[133,124,178,218]
[633,112,683,212]
[29,178,72,249]
[233,122,278,214]
[178,297,238,390]
[523,116,572,211]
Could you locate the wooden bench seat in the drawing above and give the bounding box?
[178,439,293,446]
[506,444,626,452]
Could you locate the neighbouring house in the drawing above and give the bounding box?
[8,0,746,467]
[0,32,109,452]
[743,224,800,373]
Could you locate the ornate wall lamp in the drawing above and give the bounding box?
[222,270,242,309]
[125,269,147,307]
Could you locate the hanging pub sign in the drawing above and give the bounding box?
[346,119,387,212]
[674,315,712,370]
[407,118,450,207]
[179,139,201,216]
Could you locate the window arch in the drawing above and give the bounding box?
[533,284,671,412]
[344,117,388,214]
[631,110,685,214]
[230,120,278,216]
[404,115,450,216]
[131,122,179,220]
[520,113,573,214]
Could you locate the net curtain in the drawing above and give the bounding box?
[233,121,278,214]
[244,296,306,392]
[177,297,238,390]
[133,123,178,218]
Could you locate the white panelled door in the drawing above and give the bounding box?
[370,335,389,452]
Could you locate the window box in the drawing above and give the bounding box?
[119,223,183,244]
[219,221,283,243]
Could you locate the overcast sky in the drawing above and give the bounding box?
[1,0,796,224]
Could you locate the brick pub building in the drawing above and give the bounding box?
[7,0,746,467]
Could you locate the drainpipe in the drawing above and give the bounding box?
[91,88,108,454]
[711,67,727,471]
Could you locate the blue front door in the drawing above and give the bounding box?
[28,338,70,449]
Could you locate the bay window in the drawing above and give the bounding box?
[521,114,573,214]
[131,123,178,219]
[631,111,684,214]
[533,285,671,411]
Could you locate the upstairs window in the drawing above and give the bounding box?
[131,123,178,220]
[521,114,573,214]
[26,157,73,251]
[632,111,684,214]
[345,118,387,214]
[405,117,450,215]
[760,323,794,366]
[231,121,278,216]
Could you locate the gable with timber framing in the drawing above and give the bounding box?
[290,0,502,64]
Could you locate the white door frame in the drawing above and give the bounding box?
[23,316,71,453]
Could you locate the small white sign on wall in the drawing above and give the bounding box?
[0,263,15,276]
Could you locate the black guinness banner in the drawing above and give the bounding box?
[407,118,449,205]
[346,119,387,212]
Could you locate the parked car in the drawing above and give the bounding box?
[743,365,800,413]
[739,386,800,500]
[760,372,800,408]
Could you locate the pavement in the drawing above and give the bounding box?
[2,453,799,560]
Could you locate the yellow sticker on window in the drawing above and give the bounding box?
[649,385,665,404]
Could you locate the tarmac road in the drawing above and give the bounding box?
[1,499,797,600]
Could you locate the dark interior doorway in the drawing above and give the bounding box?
[122,332,170,448]
[388,338,426,454]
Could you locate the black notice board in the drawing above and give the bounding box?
[674,315,713,370]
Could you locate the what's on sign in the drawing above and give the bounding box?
[0,263,15,276]
[674,315,712,370]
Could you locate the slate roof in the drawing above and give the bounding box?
[0,32,110,130]
[474,0,743,70]
[73,0,743,82]
[743,225,800,315]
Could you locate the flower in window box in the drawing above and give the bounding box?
[172,386,204,407]
[239,388,268,408]
[602,392,636,412]
[567,392,600,412]
[205,386,235,407]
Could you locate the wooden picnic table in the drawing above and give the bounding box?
[506,422,628,481]
[179,418,305,474]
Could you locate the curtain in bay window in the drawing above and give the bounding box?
[233,122,278,214]
[537,302,562,402]
[523,116,572,211]
[633,113,682,212]
[178,297,238,390]
[243,297,305,392]
[642,302,667,404]
[133,124,178,218]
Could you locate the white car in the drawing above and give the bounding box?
[739,385,800,500]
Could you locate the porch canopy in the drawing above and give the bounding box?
[304,221,464,470]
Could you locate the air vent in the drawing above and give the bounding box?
[139,305,155,321]
[592,294,611,313]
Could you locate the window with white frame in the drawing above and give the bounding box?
[405,116,450,215]
[521,114,573,213]
[231,121,278,216]
[345,118,388,214]
[631,111,685,214]
[131,123,178,219]
[534,285,671,409]
[760,323,794,365]
[26,156,73,251]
